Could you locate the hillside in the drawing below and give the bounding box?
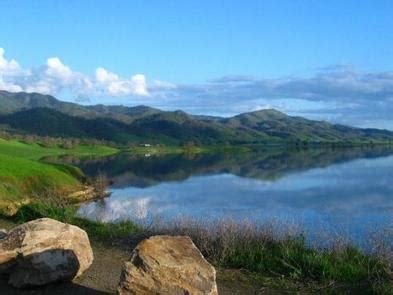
[1,90,393,145]
[222,109,393,142]
[0,90,160,123]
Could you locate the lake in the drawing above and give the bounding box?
[75,147,393,247]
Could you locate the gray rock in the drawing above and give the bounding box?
[0,218,93,288]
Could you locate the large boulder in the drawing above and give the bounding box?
[0,218,93,288]
[118,235,218,295]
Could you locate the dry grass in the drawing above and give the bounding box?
[146,217,393,294]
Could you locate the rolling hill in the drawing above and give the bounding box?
[0,90,160,123]
[1,90,393,145]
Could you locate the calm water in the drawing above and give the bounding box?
[75,147,393,246]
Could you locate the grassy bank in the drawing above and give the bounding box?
[3,201,392,294]
[0,139,119,214]
[0,154,80,207]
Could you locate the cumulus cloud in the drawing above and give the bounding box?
[0,47,155,99]
[46,57,73,81]
[0,48,20,73]
[0,48,24,92]
[95,68,149,96]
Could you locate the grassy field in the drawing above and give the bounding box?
[0,138,117,160]
[0,139,118,214]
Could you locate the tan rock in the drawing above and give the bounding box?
[0,218,93,288]
[118,235,218,295]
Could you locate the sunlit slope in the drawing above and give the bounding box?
[0,139,118,213]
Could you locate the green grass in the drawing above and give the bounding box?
[0,138,119,213]
[218,238,392,293]
[0,138,118,160]
[0,154,80,211]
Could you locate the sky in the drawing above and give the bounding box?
[1,0,393,129]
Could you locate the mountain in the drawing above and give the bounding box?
[222,109,393,142]
[0,107,264,144]
[0,90,160,123]
[0,108,135,142]
[1,90,393,145]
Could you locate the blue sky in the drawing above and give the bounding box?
[1,0,393,128]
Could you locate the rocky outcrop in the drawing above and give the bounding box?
[118,235,218,295]
[0,198,30,216]
[67,185,111,202]
[0,218,93,288]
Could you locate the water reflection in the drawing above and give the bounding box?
[63,146,393,187]
[75,147,393,245]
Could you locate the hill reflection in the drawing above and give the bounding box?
[59,146,393,188]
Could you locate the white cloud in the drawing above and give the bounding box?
[95,67,149,96]
[0,48,20,73]
[131,74,148,96]
[151,79,177,90]
[0,47,155,99]
[46,57,73,81]
[95,67,118,84]
[0,48,24,92]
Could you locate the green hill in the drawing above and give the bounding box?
[0,90,160,122]
[222,109,393,142]
[1,90,393,145]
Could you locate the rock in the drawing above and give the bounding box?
[0,229,6,239]
[0,218,93,288]
[118,235,218,295]
[67,186,96,201]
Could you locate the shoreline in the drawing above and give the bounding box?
[1,201,392,294]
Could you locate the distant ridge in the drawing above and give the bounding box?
[0,90,160,123]
[1,90,393,145]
